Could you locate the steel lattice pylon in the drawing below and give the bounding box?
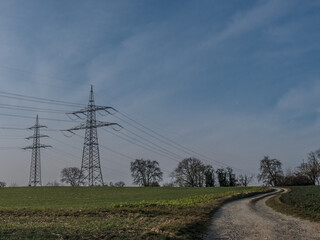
[23,115,51,186]
[64,85,120,186]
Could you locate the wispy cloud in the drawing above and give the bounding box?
[203,0,294,48]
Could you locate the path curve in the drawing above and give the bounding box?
[205,189,320,240]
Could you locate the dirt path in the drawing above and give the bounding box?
[205,189,320,240]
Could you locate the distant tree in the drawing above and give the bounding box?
[150,181,160,187]
[114,181,125,187]
[0,181,6,187]
[109,182,114,187]
[162,182,175,187]
[46,180,60,186]
[216,168,229,186]
[281,171,313,186]
[238,174,254,187]
[226,167,237,186]
[258,156,283,186]
[204,165,215,187]
[171,158,207,187]
[297,151,320,185]
[10,182,18,187]
[60,167,83,186]
[130,159,163,187]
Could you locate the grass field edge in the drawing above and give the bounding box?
[266,188,320,223]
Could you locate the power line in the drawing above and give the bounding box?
[121,127,185,159]
[0,90,85,107]
[0,112,78,123]
[0,146,22,150]
[113,114,228,167]
[49,136,128,169]
[46,148,131,181]
[102,128,182,163]
[71,132,171,175]
[116,111,256,175]
[0,88,255,175]
[0,103,68,114]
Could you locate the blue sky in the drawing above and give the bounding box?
[0,0,319,186]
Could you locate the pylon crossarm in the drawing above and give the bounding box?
[25,134,49,139]
[63,122,120,132]
[111,124,123,131]
[66,112,85,120]
[67,106,116,115]
[23,144,52,150]
[96,106,117,113]
[95,121,120,128]
[28,125,47,130]
[62,123,87,131]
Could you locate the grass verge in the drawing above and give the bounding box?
[266,186,320,222]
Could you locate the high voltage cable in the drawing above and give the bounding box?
[52,135,129,170]
[73,132,133,161]
[118,129,183,159]
[0,89,255,175]
[0,127,27,130]
[0,94,82,107]
[71,132,171,174]
[0,112,78,123]
[0,90,85,107]
[44,150,129,182]
[101,128,181,163]
[0,146,22,150]
[113,113,233,169]
[116,111,255,174]
[50,147,129,178]
[49,136,128,170]
[121,127,184,159]
[0,90,232,167]
[0,126,61,131]
[0,103,68,114]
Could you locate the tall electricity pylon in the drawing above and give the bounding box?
[23,115,51,186]
[64,85,120,186]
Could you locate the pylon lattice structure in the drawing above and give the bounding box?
[23,115,51,186]
[65,85,120,186]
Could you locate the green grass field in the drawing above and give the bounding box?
[0,186,267,239]
[267,186,320,222]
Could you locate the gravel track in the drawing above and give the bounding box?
[205,189,320,240]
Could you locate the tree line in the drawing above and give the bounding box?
[1,149,319,187]
[129,157,253,187]
[258,150,320,186]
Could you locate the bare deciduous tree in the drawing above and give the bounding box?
[226,167,237,186]
[61,167,83,186]
[114,181,125,187]
[298,151,320,185]
[162,182,175,187]
[46,180,60,186]
[258,156,283,186]
[238,174,254,187]
[171,158,212,187]
[130,159,163,187]
[204,165,215,187]
[216,168,228,186]
[0,181,6,187]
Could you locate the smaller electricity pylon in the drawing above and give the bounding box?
[23,115,51,186]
